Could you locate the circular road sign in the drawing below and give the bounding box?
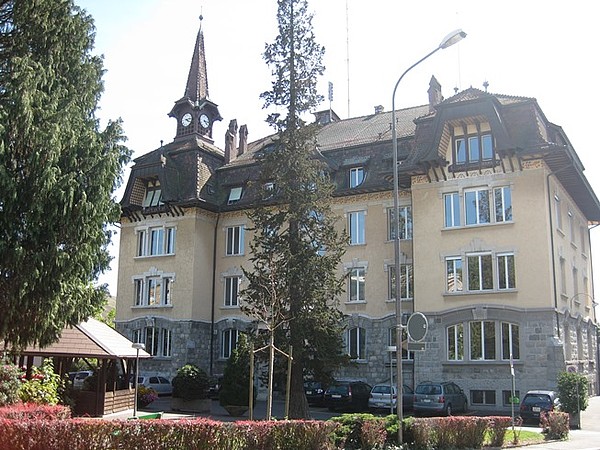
[407,312,428,342]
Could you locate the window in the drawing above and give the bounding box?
[444,193,461,227]
[502,390,520,407]
[568,211,575,243]
[388,206,412,240]
[224,276,241,307]
[134,275,173,307]
[349,268,365,302]
[446,257,463,292]
[470,321,496,360]
[348,327,366,360]
[221,329,239,359]
[349,167,365,188]
[226,225,244,256]
[501,322,520,360]
[554,195,562,230]
[348,211,365,245]
[389,265,412,300]
[142,179,162,207]
[580,225,587,253]
[497,253,516,290]
[471,390,496,405]
[388,327,414,360]
[560,257,567,295]
[465,188,490,225]
[228,187,243,205]
[447,324,464,361]
[263,182,275,199]
[494,186,512,222]
[136,226,176,257]
[454,133,493,165]
[134,327,172,357]
[467,253,493,291]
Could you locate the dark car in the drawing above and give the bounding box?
[519,390,559,423]
[413,381,468,416]
[324,380,372,412]
[368,384,414,413]
[304,380,328,405]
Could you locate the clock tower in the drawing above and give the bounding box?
[169,15,222,142]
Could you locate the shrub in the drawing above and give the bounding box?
[487,416,513,447]
[540,410,569,440]
[172,364,210,400]
[328,413,387,449]
[557,371,588,415]
[0,363,21,406]
[137,385,158,407]
[0,402,71,420]
[219,334,253,408]
[18,359,63,405]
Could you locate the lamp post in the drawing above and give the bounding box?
[132,342,145,419]
[391,29,466,444]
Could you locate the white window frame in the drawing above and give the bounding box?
[221,328,239,359]
[467,253,494,291]
[226,225,244,256]
[348,267,366,303]
[133,274,174,307]
[501,322,520,360]
[142,179,162,208]
[494,186,512,222]
[447,323,464,361]
[136,225,176,257]
[135,326,172,357]
[348,210,366,245]
[444,192,461,228]
[469,321,496,361]
[446,257,463,292]
[348,327,366,360]
[497,253,516,290]
[464,188,490,225]
[349,167,365,188]
[228,187,243,205]
[224,276,241,307]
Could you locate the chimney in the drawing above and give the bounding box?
[428,75,443,112]
[224,119,238,163]
[374,105,384,114]
[238,124,248,156]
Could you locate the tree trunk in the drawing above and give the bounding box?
[288,353,309,418]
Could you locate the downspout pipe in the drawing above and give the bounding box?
[209,212,220,376]
[546,163,574,339]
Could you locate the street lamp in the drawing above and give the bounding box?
[391,28,466,444]
[131,342,145,419]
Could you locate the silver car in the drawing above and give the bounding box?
[368,384,414,413]
[413,381,468,416]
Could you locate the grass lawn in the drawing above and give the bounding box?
[498,429,548,447]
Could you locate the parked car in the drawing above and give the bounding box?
[413,381,468,416]
[137,375,173,395]
[69,370,94,389]
[368,384,414,413]
[304,380,328,406]
[323,380,372,412]
[519,390,559,423]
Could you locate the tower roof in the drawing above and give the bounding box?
[184,15,209,103]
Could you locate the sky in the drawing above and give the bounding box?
[75,0,600,310]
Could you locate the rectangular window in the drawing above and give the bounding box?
[398,264,413,299]
[161,328,172,357]
[166,227,176,254]
[224,276,241,307]
[444,193,461,227]
[568,212,576,243]
[134,276,173,307]
[465,189,490,225]
[388,327,414,361]
[228,187,243,205]
[134,279,144,306]
[501,322,520,360]
[147,278,160,305]
[348,327,366,360]
[142,179,162,207]
[470,321,496,360]
[349,167,365,188]
[502,390,520,407]
[349,268,365,302]
[467,253,493,291]
[221,329,239,358]
[494,186,512,222]
[348,211,365,244]
[560,257,567,295]
[580,225,587,253]
[455,138,466,163]
[137,226,176,256]
[150,228,164,256]
[497,253,516,290]
[455,133,494,165]
[481,134,494,160]
[226,225,244,256]
[136,230,147,256]
[388,265,396,300]
[471,390,496,405]
[388,206,412,240]
[447,324,464,361]
[141,326,171,357]
[446,257,463,292]
[555,195,562,230]
[468,136,480,162]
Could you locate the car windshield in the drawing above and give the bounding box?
[416,384,441,395]
[304,382,320,390]
[372,385,392,394]
[328,384,349,395]
[523,395,551,406]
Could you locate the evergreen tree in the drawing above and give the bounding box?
[242,0,347,419]
[0,0,130,349]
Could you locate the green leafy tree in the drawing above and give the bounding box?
[557,371,588,415]
[242,0,347,419]
[0,362,21,406]
[18,358,63,405]
[219,334,253,409]
[0,0,130,349]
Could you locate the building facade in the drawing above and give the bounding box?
[115,19,600,412]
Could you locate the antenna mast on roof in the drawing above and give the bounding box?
[345,0,350,118]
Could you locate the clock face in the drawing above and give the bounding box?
[200,114,210,129]
[181,113,192,127]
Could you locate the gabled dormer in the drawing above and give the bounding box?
[168,15,222,143]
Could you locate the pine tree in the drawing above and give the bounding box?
[242,0,347,419]
[0,0,130,349]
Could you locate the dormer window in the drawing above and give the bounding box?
[455,133,494,165]
[142,179,162,207]
[349,167,365,188]
[227,187,243,205]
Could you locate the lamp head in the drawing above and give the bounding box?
[439,29,467,49]
[132,342,145,350]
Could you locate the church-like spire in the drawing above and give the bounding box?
[184,15,209,104]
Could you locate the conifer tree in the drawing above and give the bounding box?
[0,0,130,349]
[242,0,347,419]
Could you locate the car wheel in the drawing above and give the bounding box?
[446,404,452,416]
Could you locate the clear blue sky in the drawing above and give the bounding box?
[76,0,600,311]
